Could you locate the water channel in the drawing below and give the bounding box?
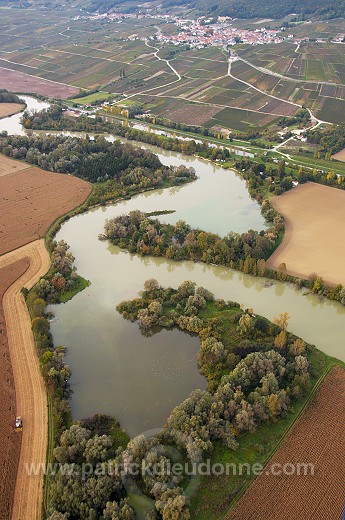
[3,97,344,437]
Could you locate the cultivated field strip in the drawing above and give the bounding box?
[0,258,30,520]
[0,165,92,255]
[0,240,51,520]
[266,182,345,286]
[227,366,345,520]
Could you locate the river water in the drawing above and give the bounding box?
[3,97,345,437]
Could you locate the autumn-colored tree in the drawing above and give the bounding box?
[273,312,289,331]
[274,330,287,351]
[289,338,305,356]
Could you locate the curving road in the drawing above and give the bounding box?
[0,240,50,520]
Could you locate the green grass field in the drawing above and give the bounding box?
[72,92,114,104]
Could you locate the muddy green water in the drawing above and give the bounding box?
[49,153,345,437]
[3,99,344,436]
[49,144,269,436]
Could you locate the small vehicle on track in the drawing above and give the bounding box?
[15,417,22,430]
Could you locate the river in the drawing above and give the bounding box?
[3,97,345,437]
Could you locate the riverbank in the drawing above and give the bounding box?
[110,280,345,519]
[2,96,344,516]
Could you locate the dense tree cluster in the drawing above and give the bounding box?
[0,132,196,204]
[47,422,135,520]
[24,240,84,440]
[278,108,310,128]
[103,209,283,277]
[0,133,162,182]
[49,280,311,519]
[35,240,82,303]
[306,124,345,158]
[0,89,24,104]
[118,280,311,462]
[162,0,345,19]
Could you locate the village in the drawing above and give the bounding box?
[73,11,296,47]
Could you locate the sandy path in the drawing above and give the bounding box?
[0,240,51,520]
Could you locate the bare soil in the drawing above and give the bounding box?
[0,67,79,98]
[0,258,30,520]
[0,240,51,520]
[0,157,91,518]
[0,155,31,178]
[332,148,345,162]
[227,366,345,520]
[0,164,92,255]
[266,182,345,285]
[0,103,24,118]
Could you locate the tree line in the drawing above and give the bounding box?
[306,124,345,158]
[0,89,24,104]
[0,133,196,206]
[103,209,283,275]
[23,240,84,442]
[22,106,302,199]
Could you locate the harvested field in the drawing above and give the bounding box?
[0,67,79,98]
[0,240,51,520]
[266,182,345,285]
[332,148,345,162]
[0,103,24,118]
[0,155,31,178]
[227,366,345,520]
[167,104,221,125]
[0,165,91,255]
[0,258,30,520]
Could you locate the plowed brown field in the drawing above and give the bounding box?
[0,157,91,519]
[227,366,345,520]
[0,67,79,98]
[332,148,345,162]
[266,182,345,285]
[0,103,24,118]
[0,258,30,520]
[0,155,31,178]
[0,241,51,520]
[0,164,92,255]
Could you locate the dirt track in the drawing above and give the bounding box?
[266,182,345,285]
[0,258,30,520]
[0,240,51,520]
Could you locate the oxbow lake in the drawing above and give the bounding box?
[3,98,345,436]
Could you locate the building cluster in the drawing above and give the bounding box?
[73,12,345,48]
[156,17,287,47]
[73,12,290,47]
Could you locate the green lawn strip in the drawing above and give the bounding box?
[288,153,345,175]
[128,494,155,520]
[72,92,114,104]
[57,275,90,303]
